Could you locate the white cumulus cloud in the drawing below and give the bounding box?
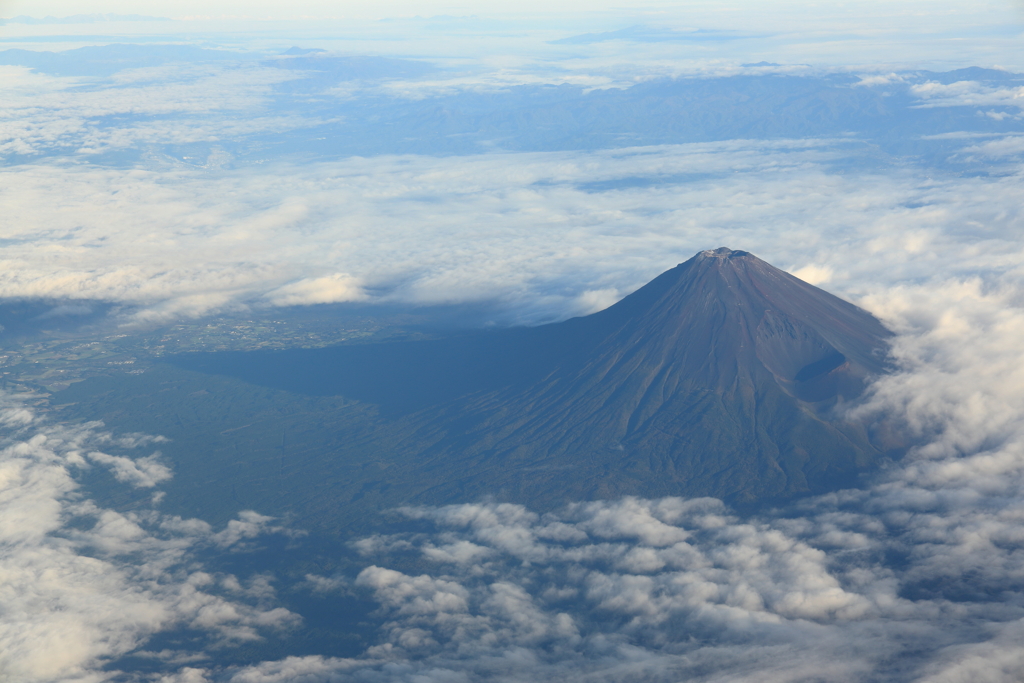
[0,393,303,682]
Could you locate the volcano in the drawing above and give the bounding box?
[65,248,895,527]
[383,247,894,505]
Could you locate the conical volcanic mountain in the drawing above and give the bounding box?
[388,247,893,505]
[146,247,894,521]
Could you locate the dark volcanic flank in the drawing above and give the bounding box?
[149,247,895,522]
[387,247,894,506]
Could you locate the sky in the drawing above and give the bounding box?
[2,1,1024,681]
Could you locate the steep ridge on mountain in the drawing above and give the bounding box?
[390,247,894,505]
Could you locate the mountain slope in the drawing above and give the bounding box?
[388,247,893,505]
[58,247,895,530]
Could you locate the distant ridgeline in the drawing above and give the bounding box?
[56,248,897,531]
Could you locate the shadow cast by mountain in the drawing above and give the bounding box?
[167,322,595,416]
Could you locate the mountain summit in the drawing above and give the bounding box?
[565,246,889,400]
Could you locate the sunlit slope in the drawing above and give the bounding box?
[56,249,893,528]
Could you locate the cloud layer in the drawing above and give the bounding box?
[0,394,302,682]
[126,269,1024,682]
[0,43,1019,328]
[0,138,1021,326]
[15,242,1024,682]
[2,14,1024,681]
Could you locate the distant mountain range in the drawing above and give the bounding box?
[56,248,898,530]
[0,43,1019,166]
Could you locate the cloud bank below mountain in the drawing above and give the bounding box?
[6,267,1024,681]
[169,269,1024,681]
